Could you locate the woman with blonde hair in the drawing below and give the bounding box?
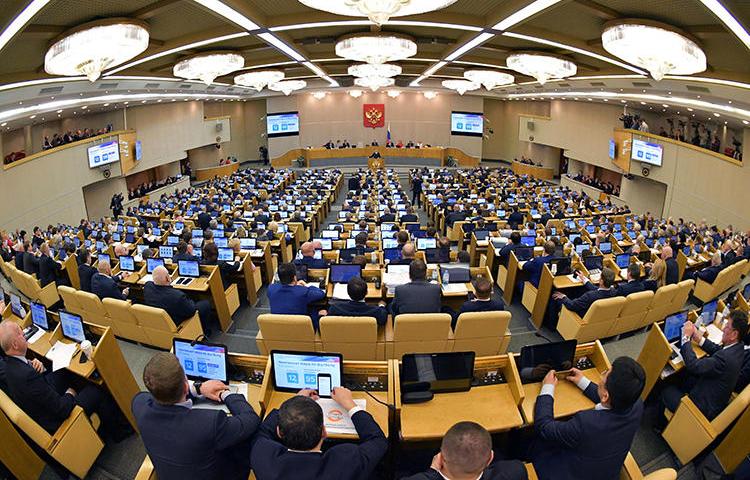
[644,258,666,291]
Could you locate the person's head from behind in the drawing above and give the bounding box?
[401,242,416,259]
[600,267,615,288]
[278,262,297,285]
[598,357,645,412]
[278,396,325,451]
[543,241,556,256]
[301,242,315,257]
[660,245,673,260]
[438,236,450,251]
[97,258,112,276]
[409,259,427,281]
[509,231,521,245]
[152,265,171,286]
[627,263,641,282]
[143,352,188,405]
[203,242,218,264]
[473,277,492,300]
[723,310,749,346]
[457,250,471,264]
[711,252,722,266]
[347,276,368,302]
[355,232,368,247]
[176,240,188,255]
[439,422,494,479]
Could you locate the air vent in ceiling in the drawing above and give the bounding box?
[179,84,192,89]
[558,83,571,87]
[686,85,710,93]
[98,83,118,89]
[534,85,542,89]
[39,86,64,94]
[144,83,160,88]
[590,82,606,86]
[206,86,216,91]
[632,82,652,87]
[227,87,235,91]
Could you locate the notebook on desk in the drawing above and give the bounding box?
[441,283,468,294]
[332,283,351,300]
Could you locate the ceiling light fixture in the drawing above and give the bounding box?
[506,53,576,85]
[441,79,480,95]
[268,80,307,96]
[234,70,284,91]
[0,0,51,53]
[601,20,706,81]
[386,89,401,98]
[45,19,149,82]
[463,70,514,90]
[423,90,437,100]
[258,32,306,61]
[349,89,364,98]
[312,91,328,100]
[298,0,458,26]
[348,63,402,78]
[335,33,417,64]
[493,0,563,30]
[354,76,395,92]
[445,32,495,61]
[191,0,260,31]
[173,51,244,86]
[698,0,750,51]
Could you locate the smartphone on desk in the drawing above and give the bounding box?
[317,373,332,398]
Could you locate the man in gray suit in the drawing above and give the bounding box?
[390,259,442,317]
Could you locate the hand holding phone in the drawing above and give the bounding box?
[317,373,332,398]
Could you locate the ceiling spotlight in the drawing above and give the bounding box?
[463,70,514,90]
[103,103,110,106]
[56,109,63,113]
[348,63,402,78]
[45,19,149,81]
[173,51,244,86]
[81,105,87,109]
[441,79,480,95]
[714,112,721,117]
[620,100,626,103]
[354,76,395,91]
[743,120,749,125]
[268,80,307,96]
[386,89,401,98]
[335,33,417,64]
[662,104,669,108]
[640,101,646,105]
[29,115,36,119]
[601,20,706,81]
[234,70,284,91]
[349,89,364,98]
[506,53,576,85]
[298,0,458,25]
[0,123,6,127]
[687,107,693,111]
[312,91,328,100]
[423,90,437,100]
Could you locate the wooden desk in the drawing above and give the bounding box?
[194,162,240,181]
[511,162,555,181]
[227,353,271,414]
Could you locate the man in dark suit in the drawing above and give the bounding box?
[507,208,525,229]
[132,352,260,480]
[498,232,521,267]
[662,246,679,284]
[403,421,527,480]
[327,277,387,325]
[445,205,466,228]
[660,309,747,421]
[143,266,214,333]
[352,232,374,257]
[411,176,423,207]
[197,207,212,231]
[347,174,361,192]
[530,357,645,480]
[378,208,396,224]
[694,252,723,284]
[294,242,328,269]
[522,241,555,288]
[391,259,441,316]
[22,242,40,276]
[548,268,616,329]
[250,387,387,480]
[77,248,97,292]
[268,263,326,329]
[172,241,200,262]
[613,263,644,297]
[400,206,419,223]
[0,320,126,439]
[91,259,129,301]
[38,243,63,287]
[736,344,750,393]
[455,277,505,329]
[391,242,417,265]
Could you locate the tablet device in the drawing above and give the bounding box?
[147,257,165,273]
[118,255,135,272]
[616,253,631,269]
[401,352,475,393]
[218,247,234,261]
[59,310,86,343]
[518,340,577,383]
[30,301,49,330]
[271,351,343,393]
[173,339,229,384]
[440,267,470,283]
[178,260,200,278]
[663,311,688,343]
[330,264,362,283]
[416,238,437,250]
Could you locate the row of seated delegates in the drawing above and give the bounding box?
[3,149,26,164]
[41,123,113,150]
[514,156,542,167]
[218,155,239,166]
[127,175,181,200]
[0,320,134,443]
[569,172,621,196]
[128,346,649,479]
[384,140,431,148]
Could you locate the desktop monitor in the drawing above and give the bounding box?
[440,267,471,283]
[638,250,652,263]
[401,352,475,393]
[30,302,49,330]
[575,244,591,255]
[520,235,536,247]
[321,230,340,240]
[218,247,234,261]
[583,255,603,272]
[383,247,402,263]
[10,293,23,318]
[330,264,362,283]
[515,247,533,262]
[599,242,612,254]
[700,300,718,325]
[270,351,343,393]
[240,237,257,249]
[178,260,200,278]
[663,311,688,343]
[518,340,578,383]
[313,238,333,250]
[214,237,229,248]
[615,253,631,269]
[147,258,165,274]
[159,246,174,259]
[382,238,399,249]
[118,255,135,272]
[59,310,86,343]
[548,257,572,276]
[173,339,229,383]
[568,233,581,243]
[416,238,437,250]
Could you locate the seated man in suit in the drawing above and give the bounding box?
[400,206,419,223]
[352,232,374,257]
[548,268,616,329]
[268,262,327,330]
[436,236,452,263]
[250,387,387,480]
[530,357,645,480]
[392,242,417,265]
[172,240,200,262]
[143,265,214,334]
[522,241,556,289]
[498,232,521,267]
[613,263,644,297]
[91,258,129,301]
[327,277,387,325]
[445,205,466,228]
[662,246,679,284]
[404,421,527,480]
[660,309,748,422]
[38,242,64,287]
[22,241,40,276]
[77,248,97,292]
[693,252,723,284]
[391,259,442,316]
[133,352,260,480]
[294,242,328,269]
[454,277,505,329]
[378,208,396,224]
[0,320,129,440]
[507,208,525,229]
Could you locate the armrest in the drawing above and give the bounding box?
[135,455,156,480]
[662,395,716,464]
[619,452,642,480]
[384,316,394,342]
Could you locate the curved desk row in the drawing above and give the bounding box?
[510,161,555,181]
[194,162,239,181]
[271,146,479,169]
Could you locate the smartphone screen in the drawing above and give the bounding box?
[317,373,332,398]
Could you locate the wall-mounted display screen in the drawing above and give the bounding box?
[135,140,142,161]
[631,139,663,166]
[88,140,120,168]
[450,111,483,137]
[608,139,616,159]
[267,111,300,138]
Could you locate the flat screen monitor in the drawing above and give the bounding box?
[214,237,228,248]
[345,238,357,249]
[147,258,165,274]
[59,310,86,343]
[330,264,362,283]
[518,340,578,383]
[382,238,399,249]
[173,339,229,383]
[575,243,591,255]
[167,235,179,246]
[631,139,663,166]
[267,112,300,138]
[240,237,257,249]
[520,235,536,247]
[87,140,120,169]
[548,257,572,276]
[118,255,135,272]
[638,250,652,263]
[9,293,23,318]
[584,255,603,271]
[616,253,631,269]
[321,230,340,240]
[743,283,750,300]
[383,247,401,263]
[474,230,489,241]
[663,311,688,343]
[515,246,533,261]
[401,352,475,393]
[440,267,470,283]
[313,238,333,250]
[450,111,484,137]
[159,246,174,259]
[271,351,343,393]
[599,242,612,254]
[608,138,616,159]
[416,238,437,250]
[178,260,200,278]
[700,300,718,325]
[218,247,235,261]
[30,302,49,330]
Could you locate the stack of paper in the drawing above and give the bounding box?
[383,271,409,288]
[46,341,77,372]
[316,398,366,435]
[332,283,351,300]
[441,283,468,294]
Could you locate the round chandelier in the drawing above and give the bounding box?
[45,19,150,82]
[354,76,395,92]
[601,20,706,81]
[268,80,307,96]
[463,70,515,90]
[349,89,364,98]
[506,53,576,85]
[423,91,437,100]
[234,70,285,91]
[298,0,458,26]
[442,79,480,95]
[174,52,245,86]
[336,34,417,64]
[348,63,402,78]
[386,90,401,98]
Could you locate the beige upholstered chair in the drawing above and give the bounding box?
[387,313,452,359]
[451,311,511,355]
[102,298,151,345]
[557,296,626,343]
[256,314,320,355]
[610,290,653,335]
[131,304,203,350]
[319,316,383,360]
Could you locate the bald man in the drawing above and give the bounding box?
[661,246,679,285]
[694,252,724,284]
[114,244,129,257]
[294,241,327,269]
[91,259,129,301]
[143,266,214,334]
[392,242,417,265]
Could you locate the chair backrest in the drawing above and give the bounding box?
[0,388,52,448]
[671,279,694,310]
[257,314,317,351]
[75,290,107,315]
[619,290,654,316]
[711,382,750,434]
[645,283,679,323]
[393,313,451,358]
[57,285,83,312]
[453,311,511,356]
[581,296,626,324]
[102,298,139,326]
[319,316,378,360]
[131,304,178,333]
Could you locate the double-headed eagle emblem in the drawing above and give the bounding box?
[365,107,383,126]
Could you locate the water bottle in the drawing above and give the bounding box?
[371,250,377,264]
[432,268,439,282]
[442,269,449,286]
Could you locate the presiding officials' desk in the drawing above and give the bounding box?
[395,354,525,441]
[271,146,479,168]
